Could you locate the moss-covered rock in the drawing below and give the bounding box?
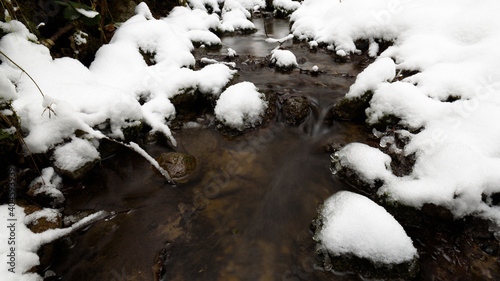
[282,96,310,125]
[331,91,373,121]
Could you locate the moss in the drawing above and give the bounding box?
[122,121,144,142]
[332,90,373,121]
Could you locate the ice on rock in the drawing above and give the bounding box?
[316,191,418,265]
[215,82,268,130]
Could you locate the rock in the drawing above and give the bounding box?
[56,159,98,181]
[313,191,419,279]
[22,205,63,233]
[282,96,310,125]
[332,91,373,121]
[155,152,197,183]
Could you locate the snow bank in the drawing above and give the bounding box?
[292,0,500,226]
[215,82,268,130]
[315,191,417,264]
[0,3,236,154]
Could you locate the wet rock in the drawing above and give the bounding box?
[331,91,373,121]
[23,205,63,233]
[155,152,197,183]
[55,158,98,181]
[282,96,310,125]
[421,203,455,221]
[216,91,276,137]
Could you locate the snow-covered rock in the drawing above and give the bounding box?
[215,82,268,130]
[270,48,298,70]
[314,191,418,277]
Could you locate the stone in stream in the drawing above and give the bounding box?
[282,96,310,125]
[155,152,197,183]
[312,191,419,279]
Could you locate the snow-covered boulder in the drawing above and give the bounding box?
[313,191,419,278]
[52,137,100,180]
[214,82,268,131]
[270,48,298,71]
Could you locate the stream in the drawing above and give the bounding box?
[47,15,500,281]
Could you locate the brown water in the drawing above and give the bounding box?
[48,15,500,281]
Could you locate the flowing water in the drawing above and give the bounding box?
[47,15,500,281]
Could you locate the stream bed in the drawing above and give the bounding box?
[47,15,500,281]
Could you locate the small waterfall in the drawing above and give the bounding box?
[300,98,335,137]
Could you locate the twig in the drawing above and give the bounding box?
[0,50,56,117]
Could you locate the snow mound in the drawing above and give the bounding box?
[271,48,298,69]
[215,82,268,130]
[315,191,418,265]
[220,0,258,32]
[53,137,99,173]
[332,143,392,185]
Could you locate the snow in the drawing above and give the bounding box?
[270,48,298,68]
[273,0,301,13]
[346,57,396,98]
[0,205,106,281]
[215,82,268,130]
[316,191,418,264]
[75,8,99,19]
[4,0,500,276]
[291,0,500,227]
[265,34,294,44]
[332,143,392,185]
[73,30,88,45]
[29,167,65,205]
[227,48,237,57]
[53,137,100,173]
[0,3,237,154]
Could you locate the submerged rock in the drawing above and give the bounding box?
[313,191,419,279]
[282,96,310,125]
[155,152,197,183]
